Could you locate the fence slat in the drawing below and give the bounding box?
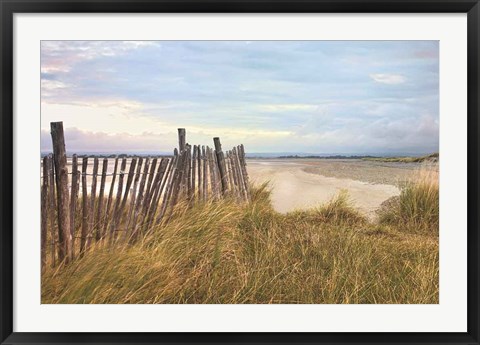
[226,151,234,194]
[69,154,79,259]
[80,157,89,255]
[230,150,239,197]
[47,154,56,267]
[213,137,228,195]
[145,158,169,230]
[87,157,99,248]
[230,151,237,195]
[202,146,208,201]
[239,144,250,199]
[96,158,108,240]
[232,147,246,201]
[118,158,137,219]
[169,149,188,212]
[231,148,240,196]
[110,158,127,242]
[50,122,72,263]
[104,157,119,235]
[186,147,192,201]
[142,157,164,234]
[143,158,158,207]
[153,157,174,226]
[139,158,158,230]
[196,145,202,200]
[129,158,150,242]
[207,147,217,199]
[115,157,137,241]
[125,157,143,236]
[158,154,178,222]
[41,156,49,271]
[192,145,197,201]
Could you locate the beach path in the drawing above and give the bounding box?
[247,159,401,217]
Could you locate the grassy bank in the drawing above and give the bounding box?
[42,172,439,304]
[363,153,439,163]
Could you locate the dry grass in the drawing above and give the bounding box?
[42,173,439,304]
[378,168,439,234]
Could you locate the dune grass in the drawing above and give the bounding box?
[378,169,439,234]
[363,153,439,163]
[42,173,439,304]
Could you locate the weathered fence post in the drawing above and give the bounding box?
[178,128,186,153]
[212,150,221,199]
[50,121,72,263]
[170,147,189,211]
[213,137,228,195]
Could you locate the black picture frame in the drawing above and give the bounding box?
[1,1,479,344]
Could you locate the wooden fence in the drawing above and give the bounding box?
[41,121,250,268]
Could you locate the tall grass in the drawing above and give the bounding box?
[379,169,439,234]
[42,175,439,304]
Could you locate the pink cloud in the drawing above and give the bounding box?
[41,127,177,153]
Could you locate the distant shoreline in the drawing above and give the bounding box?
[249,153,439,162]
[252,155,378,160]
[40,152,439,162]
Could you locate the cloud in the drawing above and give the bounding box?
[41,79,69,90]
[41,41,439,154]
[41,127,175,153]
[370,73,406,85]
[256,104,319,112]
[41,40,159,77]
[40,126,293,154]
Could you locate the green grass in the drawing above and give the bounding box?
[42,176,439,304]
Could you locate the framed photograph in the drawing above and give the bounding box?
[1,0,479,344]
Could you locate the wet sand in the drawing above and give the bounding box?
[246,159,432,217]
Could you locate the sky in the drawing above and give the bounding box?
[41,40,439,155]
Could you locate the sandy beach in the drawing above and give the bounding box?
[246,159,433,217]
